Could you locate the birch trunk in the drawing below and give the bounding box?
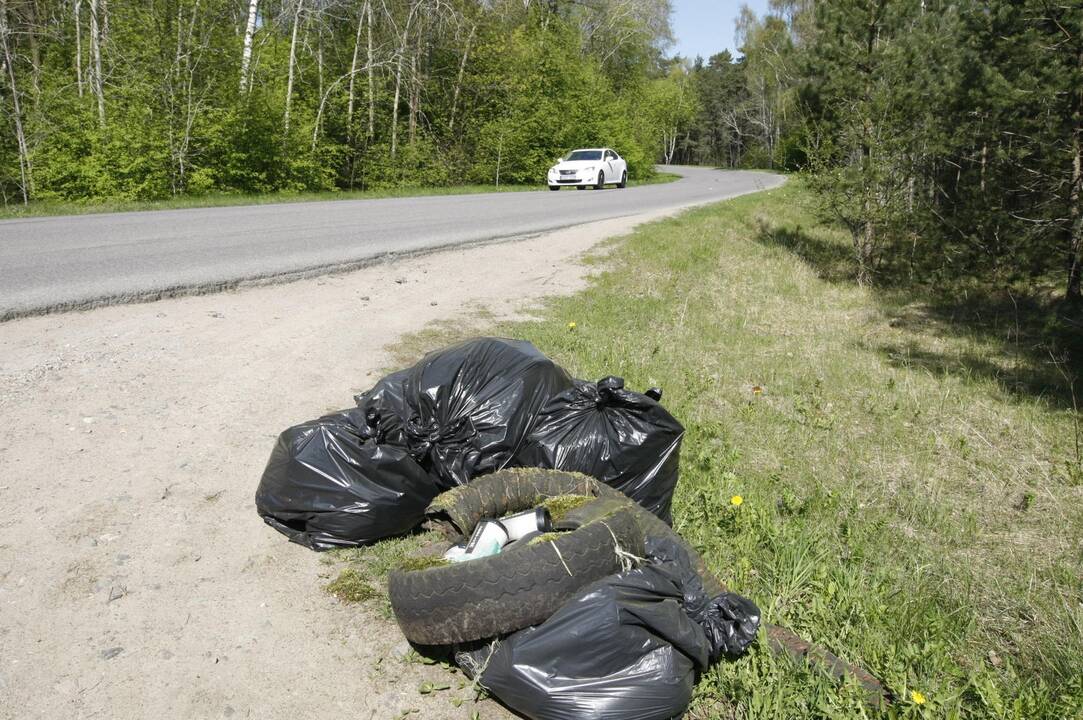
[390,2,421,157]
[174,0,200,193]
[365,0,374,139]
[346,1,366,138]
[25,0,40,96]
[74,0,83,96]
[448,23,474,132]
[283,0,303,132]
[390,44,403,155]
[0,0,31,203]
[239,0,258,92]
[316,23,323,106]
[89,0,104,125]
[407,49,417,144]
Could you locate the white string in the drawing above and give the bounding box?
[550,542,574,577]
[600,520,646,572]
[457,639,498,695]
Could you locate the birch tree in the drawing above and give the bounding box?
[88,0,104,124]
[283,0,303,131]
[0,0,30,202]
[239,0,258,92]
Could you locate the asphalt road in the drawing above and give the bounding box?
[0,166,783,319]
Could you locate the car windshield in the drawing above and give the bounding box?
[565,150,602,161]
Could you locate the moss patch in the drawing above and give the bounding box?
[325,568,378,603]
[397,555,451,572]
[527,532,566,546]
[541,494,594,523]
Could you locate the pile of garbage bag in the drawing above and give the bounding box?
[254,338,766,720]
[256,337,684,549]
[456,539,759,720]
[515,375,684,523]
[398,470,760,720]
[254,408,437,551]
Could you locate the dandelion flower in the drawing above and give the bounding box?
[752,385,763,395]
[567,322,577,330]
[730,495,743,507]
[910,690,926,705]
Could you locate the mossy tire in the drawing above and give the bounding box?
[388,503,643,645]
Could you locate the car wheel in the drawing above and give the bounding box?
[549,185,560,191]
[595,171,605,190]
[577,186,585,190]
[618,171,627,189]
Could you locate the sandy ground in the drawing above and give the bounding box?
[0,206,698,720]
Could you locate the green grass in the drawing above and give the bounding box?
[379,179,1083,718]
[0,173,681,219]
[324,530,442,617]
[324,567,379,603]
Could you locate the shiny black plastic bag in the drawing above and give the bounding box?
[355,338,572,487]
[514,376,684,523]
[644,536,761,662]
[463,562,711,720]
[255,409,439,551]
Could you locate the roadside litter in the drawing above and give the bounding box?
[254,408,435,551]
[255,337,683,548]
[255,337,888,717]
[354,337,573,487]
[400,469,760,720]
[515,375,684,523]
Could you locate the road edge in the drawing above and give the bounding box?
[0,173,786,323]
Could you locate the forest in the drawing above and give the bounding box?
[672,0,1081,305]
[0,0,1079,304]
[0,0,679,201]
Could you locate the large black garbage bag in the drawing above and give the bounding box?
[255,409,439,551]
[355,338,573,487]
[514,376,684,523]
[644,536,761,662]
[461,562,711,720]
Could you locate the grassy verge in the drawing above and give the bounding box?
[331,179,1083,718]
[0,173,681,219]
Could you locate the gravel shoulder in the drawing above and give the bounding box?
[0,205,714,720]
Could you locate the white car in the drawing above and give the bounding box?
[547,148,628,191]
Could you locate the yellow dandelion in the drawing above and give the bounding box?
[730,495,743,507]
[752,385,763,395]
[567,321,577,330]
[910,690,927,705]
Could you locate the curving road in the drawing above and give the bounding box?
[0,166,783,319]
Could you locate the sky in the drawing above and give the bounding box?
[670,0,771,61]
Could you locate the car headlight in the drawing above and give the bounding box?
[583,166,595,172]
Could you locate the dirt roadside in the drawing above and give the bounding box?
[0,206,697,720]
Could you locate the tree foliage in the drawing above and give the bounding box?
[671,0,1081,302]
[0,0,678,203]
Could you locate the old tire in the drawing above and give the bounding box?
[389,501,643,645]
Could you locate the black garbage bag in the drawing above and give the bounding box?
[644,536,761,662]
[514,376,684,523]
[459,561,711,720]
[355,338,573,487]
[255,409,439,551]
